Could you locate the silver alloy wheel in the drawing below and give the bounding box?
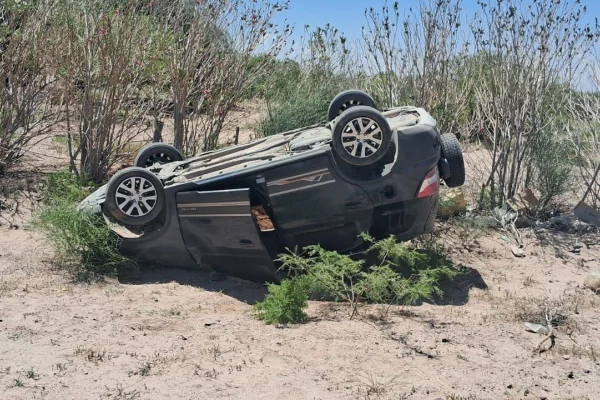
[115,176,158,217]
[341,117,384,159]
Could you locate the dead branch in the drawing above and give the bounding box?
[534,304,557,354]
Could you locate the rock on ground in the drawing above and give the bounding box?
[584,272,600,292]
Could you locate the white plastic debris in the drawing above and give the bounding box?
[524,322,550,335]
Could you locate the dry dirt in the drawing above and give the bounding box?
[1,108,600,400]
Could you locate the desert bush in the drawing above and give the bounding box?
[45,0,166,183]
[529,131,573,214]
[255,1,474,137]
[258,85,337,136]
[35,171,135,280]
[470,0,598,210]
[154,0,291,154]
[241,56,302,100]
[253,276,311,325]
[361,0,475,133]
[357,0,597,214]
[0,1,60,175]
[266,233,459,320]
[363,234,458,303]
[567,56,600,208]
[257,24,360,136]
[511,295,572,328]
[0,176,29,224]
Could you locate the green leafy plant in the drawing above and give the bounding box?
[41,170,92,205]
[256,24,361,137]
[529,132,572,215]
[34,171,136,280]
[361,233,459,314]
[257,233,460,322]
[253,276,311,325]
[257,85,337,136]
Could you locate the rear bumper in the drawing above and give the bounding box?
[370,193,439,241]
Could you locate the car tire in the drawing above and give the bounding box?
[103,167,166,226]
[439,133,465,187]
[134,143,184,168]
[331,106,392,167]
[328,90,377,122]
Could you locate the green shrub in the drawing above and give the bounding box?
[361,233,459,308]
[255,53,358,137]
[253,276,311,325]
[35,171,135,280]
[530,133,572,214]
[41,170,92,205]
[257,86,336,136]
[261,233,460,321]
[241,57,301,100]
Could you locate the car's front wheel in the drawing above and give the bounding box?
[103,167,166,226]
[331,106,393,167]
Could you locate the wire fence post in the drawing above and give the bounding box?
[235,127,239,145]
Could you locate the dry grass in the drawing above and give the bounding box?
[75,348,112,364]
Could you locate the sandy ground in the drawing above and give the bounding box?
[1,106,600,400]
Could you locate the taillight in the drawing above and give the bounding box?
[417,167,440,198]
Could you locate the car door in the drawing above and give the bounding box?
[176,188,277,282]
[264,154,373,252]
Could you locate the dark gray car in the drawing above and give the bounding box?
[78,90,465,282]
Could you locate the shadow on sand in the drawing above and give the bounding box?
[432,265,488,306]
[119,256,489,308]
[119,266,269,305]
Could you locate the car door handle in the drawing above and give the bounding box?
[345,201,362,210]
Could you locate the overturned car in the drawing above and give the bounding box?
[78,90,465,282]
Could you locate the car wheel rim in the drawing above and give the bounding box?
[145,152,173,168]
[341,117,384,159]
[115,177,158,217]
[338,100,362,116]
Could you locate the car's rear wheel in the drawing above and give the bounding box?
[134,143,184,168]
[103,167,166,226]
[328,90,377,122]
[331,106,392,167]
[439,133,465,187]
